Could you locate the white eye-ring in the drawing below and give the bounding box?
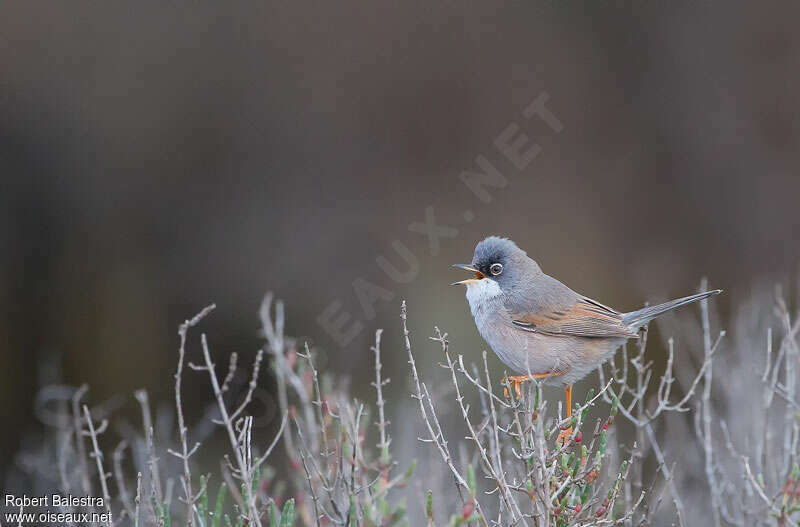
[490,263,503,275]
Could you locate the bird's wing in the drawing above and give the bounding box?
[511,297,639,339]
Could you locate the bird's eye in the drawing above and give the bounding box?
[490,263,503,275]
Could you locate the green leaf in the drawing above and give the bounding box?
[280,499,295,527]
[161,503,171,527]
[198,475,209,526]
[467,465,476,496]
[426,490,433,519]
[269,502,279,527]
[404,459,417,482]
[378,496,390,519]
[212,483,227,527]
[570,456,580,477]
[581,484,592,503]
[390,503,407,526]
[253,468,262,496]
[348,496,357,527]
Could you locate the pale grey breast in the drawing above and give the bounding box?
[466,272,627,385]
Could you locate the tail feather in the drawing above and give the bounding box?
[622,289,722,328]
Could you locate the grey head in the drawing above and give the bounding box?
[453,236,582,317]
[452,236,542,295]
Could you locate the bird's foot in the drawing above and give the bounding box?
[557,427,573,446]
[503,372,565,399]
[503,375,533,399]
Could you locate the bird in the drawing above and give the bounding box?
[452,236,721,439]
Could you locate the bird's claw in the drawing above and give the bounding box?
[503,376,526,399]
[557,427,573,446]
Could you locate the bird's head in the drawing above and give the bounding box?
[452,236,539,293]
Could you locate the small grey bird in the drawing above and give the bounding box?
[453,236,721,423]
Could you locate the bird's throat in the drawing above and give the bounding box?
[465,278,503,314]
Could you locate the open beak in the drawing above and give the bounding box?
[451,264,486,286]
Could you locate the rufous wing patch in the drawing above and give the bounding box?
[512,299,639,339]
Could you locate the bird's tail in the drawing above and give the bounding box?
[622,289,722,328]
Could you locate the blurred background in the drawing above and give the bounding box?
[2,0,799,486]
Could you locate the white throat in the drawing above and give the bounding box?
[465,278,502,316]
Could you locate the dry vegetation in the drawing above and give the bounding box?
[6,281,800,526]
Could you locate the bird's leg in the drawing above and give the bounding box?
[557,385,573,445]
[502,373,552,399]
[566,384,572,418]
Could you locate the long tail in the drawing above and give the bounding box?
[622,289,722,328]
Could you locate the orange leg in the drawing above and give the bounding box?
[565,385,572,418]
[557,384,573,445]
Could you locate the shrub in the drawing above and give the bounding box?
[7,282,800,526]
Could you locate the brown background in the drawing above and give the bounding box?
[2,1,799,479]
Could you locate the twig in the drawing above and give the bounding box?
[134,388,163,513]
[113,441,134,519]
[401,302,489,526]
[432,328,522,523]
[134,472,142,527]
[175,303,215,526]
[229,349,264,423]
[372,329,392,470]
[71,384,91,494]
[199,333,262,527]
[83,405,113,525]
